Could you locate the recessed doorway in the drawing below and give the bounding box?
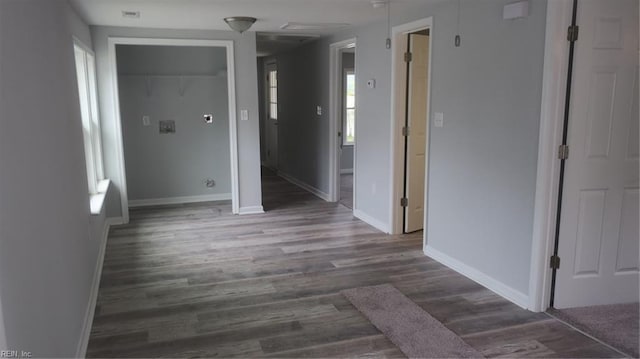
[389,18,433,235]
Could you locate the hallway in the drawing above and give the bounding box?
[87,174,622,358]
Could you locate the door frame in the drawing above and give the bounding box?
[528,0,574,312]
[389,17,433,236]
[264,60,278,171]
[107,37,240,222]
[329,38,357,204]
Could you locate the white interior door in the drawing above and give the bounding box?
[555,0,639,308]
[404,33,430,233]
[266,64,279,170]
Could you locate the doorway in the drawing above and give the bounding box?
[339,49,356,209]
[389,18,433,235]
[107,38,240,222]
[264,62,279,171]
[329,39,357,208]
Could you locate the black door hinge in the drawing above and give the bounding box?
[567,25,579,42]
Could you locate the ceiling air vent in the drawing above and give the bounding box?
[122,11,140,19]
[280,22,349,31]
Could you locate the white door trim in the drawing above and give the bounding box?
[528,0,573,312]
[389,17,433,236]
[107,37,240,222]
[329,38,357,205]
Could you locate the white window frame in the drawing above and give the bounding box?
[268,69,278,120]
[73,38,107,213]
[343,69,356,146]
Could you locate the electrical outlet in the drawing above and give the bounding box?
[159,120,176,134]
[317,106,322,116]
[142,115,150,126]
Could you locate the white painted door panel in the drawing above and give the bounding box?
[555,0,639,308]
[404,33,429,233]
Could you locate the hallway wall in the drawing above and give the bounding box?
[262,39,333,195]
[0,0,115,355]
[271,0,547,303]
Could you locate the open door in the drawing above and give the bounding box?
[403,32,430,233]
[553,0,639,308]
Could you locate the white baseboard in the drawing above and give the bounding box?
[239,206,265,215]
[277,172,331,202]
[128,193,232,208]
[76,219,112,357]
[353,209,390,234]
[423,245,529,309]
[340,169,353,175]
[106,217,125,226]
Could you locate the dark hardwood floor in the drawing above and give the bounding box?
[87,170,624,358]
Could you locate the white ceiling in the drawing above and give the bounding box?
[70,0,436,36]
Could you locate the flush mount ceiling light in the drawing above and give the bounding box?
[280,22,349,31]
[224,16,257,33]
[122,10,140,19]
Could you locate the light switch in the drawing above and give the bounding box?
[241,110,249,121]
[434,112,444,128]
[142,115,150,126]
[367,79,376,89]
[317,106,322,116]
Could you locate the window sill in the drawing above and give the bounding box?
[342,143,355,147]
[90,179,111,216]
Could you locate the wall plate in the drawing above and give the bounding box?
[159,120,176,134]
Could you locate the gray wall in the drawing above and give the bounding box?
[341,51,355,171]
[337,0,546,295]
[0,0,114,355]
[274,0,547,295]
[92,26,263,216]
[117,45,232,201]
[264,39,332,192]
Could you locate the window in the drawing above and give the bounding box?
[73,41,105,197]
[268,70,278,120]
[344,70,356,145]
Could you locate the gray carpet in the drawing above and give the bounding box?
[549,302,639,358]
[342,284,483,359]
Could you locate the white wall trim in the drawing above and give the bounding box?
[75,219,112,358]
[278,171,331,202]
[238,206,265,215]
[528,0,573,313]
[388,17,434,236]
[340,168,354,175]
[353,209,390,234]
[329,38,357,204]
[106,37,241,223]
[128,193,232,208]
[424,245,529,309]
[106,217,125,226]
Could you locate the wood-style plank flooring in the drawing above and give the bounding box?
[87,170,624,358]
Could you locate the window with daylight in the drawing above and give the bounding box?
[268,70,278,120]
[344,70,356,145]
[73,41,105,196]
